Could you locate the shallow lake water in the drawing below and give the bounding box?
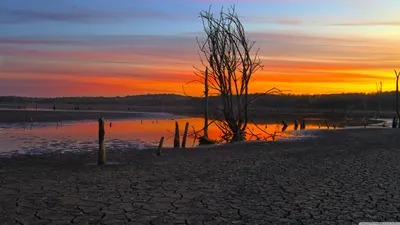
[0,117,328,156]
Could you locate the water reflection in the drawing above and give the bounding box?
[0,117,327,155]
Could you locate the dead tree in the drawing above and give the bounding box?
[395,70,399,117]
[195,6,269,142]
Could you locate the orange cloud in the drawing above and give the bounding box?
[0,33,398,96]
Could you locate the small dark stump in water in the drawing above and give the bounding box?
[325,120,330,129]
[157,136,164,156]
[281,120,288,132]
[173,121,180,148]
[98,117,106,165]
[392,117,397,128]
[300,120,306,130]
[199,136,217,145]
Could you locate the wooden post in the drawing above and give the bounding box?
[157,137,164,156]
[300,120,306,130]
[182,122,189,148]
[325,120,330,129]
[281,120,288,132]
[392,116,397,128]
[173,121,180,148]
[98,117,106,165]
[204,67,209,138]
[294,120,298,130]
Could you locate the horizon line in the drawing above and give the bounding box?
[0,91,396,99]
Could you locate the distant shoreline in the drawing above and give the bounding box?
[0,107,389,126]
[0,108,182,123]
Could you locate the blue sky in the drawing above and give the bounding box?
[1,0,398,36]
[0,0,399,96]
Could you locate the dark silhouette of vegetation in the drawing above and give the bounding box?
[1,92,400,113]
[194,6,278,142]
[2,92,400,112]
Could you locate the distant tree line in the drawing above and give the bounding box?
[0,92,398,112]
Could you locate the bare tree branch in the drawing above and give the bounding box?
[194,5,272,142]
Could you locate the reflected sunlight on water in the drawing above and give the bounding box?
[0,117,326,155]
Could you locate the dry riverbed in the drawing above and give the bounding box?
[0,128,399,224]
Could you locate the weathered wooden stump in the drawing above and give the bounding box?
[281,120,288,132]
[294,120,299,130]
[392,117,397,128]
[173,121,180,148]
[182,122,189,148]
[300,120,306,130]
[325,120,330,129]
[98,117,106,165]
[157,137,164,156]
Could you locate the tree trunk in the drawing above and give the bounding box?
[204,68,209,138]
[396,75,399,117]
[231,127,244,143]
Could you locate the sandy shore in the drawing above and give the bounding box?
[0,128,399,224]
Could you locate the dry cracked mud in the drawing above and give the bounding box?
[1,128,400,224]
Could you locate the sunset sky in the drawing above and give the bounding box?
[0,0,399,97]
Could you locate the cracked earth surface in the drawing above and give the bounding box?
[1,128,400,225]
